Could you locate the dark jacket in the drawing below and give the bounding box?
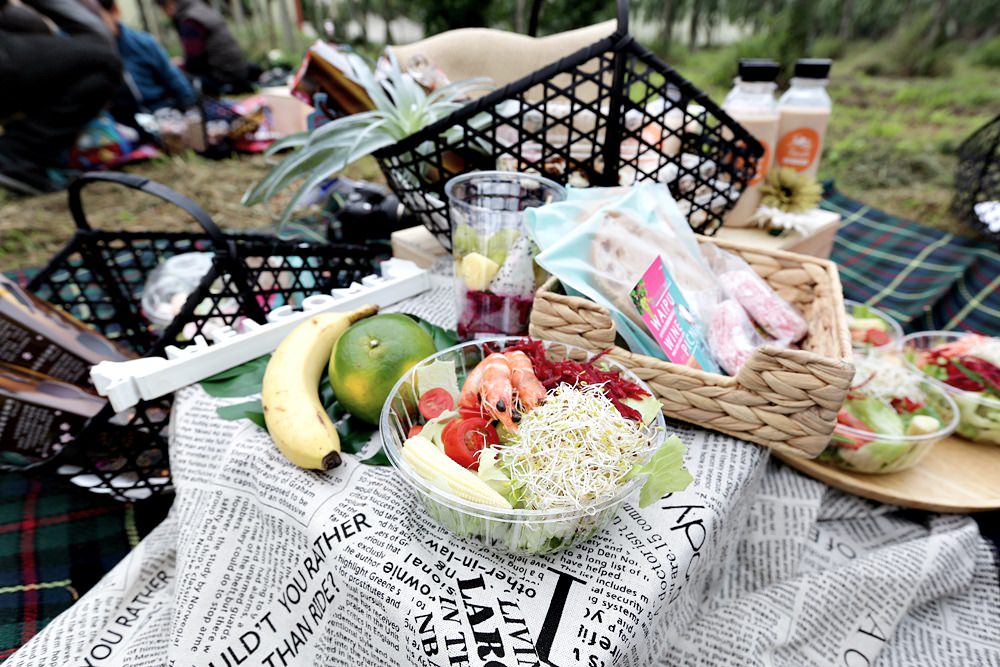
[172,0,246,87]
[117,23,195,110]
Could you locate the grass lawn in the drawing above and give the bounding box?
[1,41,998,272]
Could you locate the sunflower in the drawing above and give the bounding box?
[759,167,822,213]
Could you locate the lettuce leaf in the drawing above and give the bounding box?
[477,449,514,500]
[623,394,663,426]
[845,397,904,436]
[630,435,694,508]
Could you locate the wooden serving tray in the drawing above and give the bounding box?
[775,435,1000,513]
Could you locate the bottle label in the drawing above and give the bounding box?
[776,128,821,172]
[749,139,771,186]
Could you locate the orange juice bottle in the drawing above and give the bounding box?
[775,59,832,177]
[723,59,780,227]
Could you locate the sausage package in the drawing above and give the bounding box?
[702,244,808,345]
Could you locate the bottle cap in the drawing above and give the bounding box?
[794,58,832,79]
[738,59,780,82]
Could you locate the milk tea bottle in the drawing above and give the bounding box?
[775,58,832,177]
[723,59,780,227]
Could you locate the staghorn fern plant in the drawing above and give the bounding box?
[242,52,495,228]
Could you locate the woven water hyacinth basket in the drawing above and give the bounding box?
[529,237,855,458]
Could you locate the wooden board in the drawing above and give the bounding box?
[774,435,1000,513]
[714,211,840,259]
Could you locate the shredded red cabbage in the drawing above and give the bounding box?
[499,338,650,421]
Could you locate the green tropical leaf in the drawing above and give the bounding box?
[201,355,270,397]
[413,317,459,351]
[243,51,497,231]
[216,399,266,429]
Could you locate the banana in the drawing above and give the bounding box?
[262,305,378,470]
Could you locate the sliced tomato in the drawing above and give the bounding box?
[407,424,424,438]
[864,329,892,347]
[442,417,499,471]
[419,388,455,420]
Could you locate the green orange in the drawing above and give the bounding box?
[328,314,436,425]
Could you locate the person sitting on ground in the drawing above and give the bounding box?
[0,0,122,193]
[154,0,253,97]
[96,0,196,117]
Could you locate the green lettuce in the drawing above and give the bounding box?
[477,449,513,499]
[845,397,904,436]
[623,394,663,426]
[630,435,694,508]
[421,410,457,450]
[953,392,1000,444]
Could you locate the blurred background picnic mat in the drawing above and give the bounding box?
[823,184,1000,336]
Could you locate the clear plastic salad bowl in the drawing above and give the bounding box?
[819,368,959,474]
[844,299,903,354]
[900,331,1000,445]
[379,338,667,555]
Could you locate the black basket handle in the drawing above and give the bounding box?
[616,0,628,35]
[68,171,232,254]
[66,171,268,334]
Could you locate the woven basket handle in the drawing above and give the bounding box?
[67,171,233,257]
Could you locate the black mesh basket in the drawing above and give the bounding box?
[373,0,763,251]
[23,172,382,501]
[952,112,1000,245]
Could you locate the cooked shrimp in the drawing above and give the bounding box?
[504,350,546,411]
[459,353,517,430]
[458,362,486,414]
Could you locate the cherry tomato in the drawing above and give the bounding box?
[418,388,455,420]
[442,417,499,470]
[407,424,424,438]
[865,329,892,347]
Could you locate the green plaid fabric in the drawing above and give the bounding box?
[0,473,171,662]
[823,184,1000,336]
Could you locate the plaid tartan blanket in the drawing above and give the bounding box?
[823,185,1000,336]
[0,474,171,661]
[2,186,999,659]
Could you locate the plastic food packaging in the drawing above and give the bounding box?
[703,244,808,344]
[527,184,724,362]
[141,252,218,332]
[706,299,766,375]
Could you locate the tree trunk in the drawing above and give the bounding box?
[687,1,700,51]
[838,0,854,39]
[230,0,247,31]
[925,0,950,48]
[382,0,393,43]
[662,0,677,53]
[514,0,526,33]
[276,0,296,53]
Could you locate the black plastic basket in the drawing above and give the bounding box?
[24,172,382,501]
[373,0,763,251]
[952,112,1000,245]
